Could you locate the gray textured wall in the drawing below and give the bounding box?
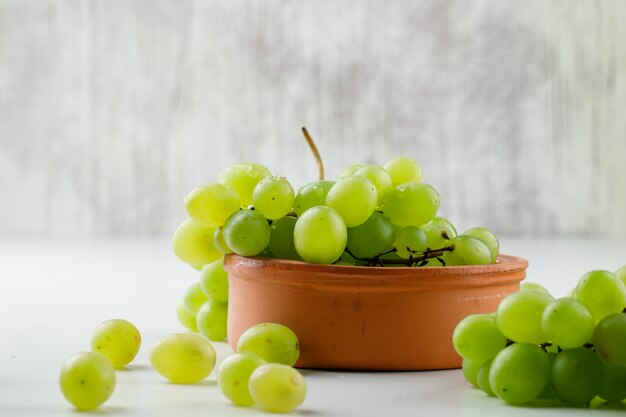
[1,1,625,237]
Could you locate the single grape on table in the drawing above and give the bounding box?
[90,319,141,369]
[59,352,116,410]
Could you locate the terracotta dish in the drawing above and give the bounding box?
[224,254,528,371]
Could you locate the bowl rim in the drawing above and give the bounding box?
[224,253,528,290]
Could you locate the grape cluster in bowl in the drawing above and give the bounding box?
[454,267,626,407]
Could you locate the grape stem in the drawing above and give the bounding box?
[344,245,455,267]
[301,127,324,180]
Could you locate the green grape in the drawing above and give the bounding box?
[393,226,428,259]
[196,300,228,341]
[218,352,266,406]
[593,313,626,365]
[346,212,395,259]
[576,270,626,321]
[496,290,554,344]
[176,299,198,332]
[268,216,301,261]
[380,182,439,227]
[252,176,295,220]
[452,314,507,362]
[477,359,495,397]
[541,298,594,349]
[172,219,221,266]
[326,176,378,227]
[551,347,604,404]
[236,323,300,366]
[59,352,116,410]
[616,265,626,287]
[184,183,241,227]
[384,156,423,185]
[354,165,393,203]
[520,282,550,293]
[598,364,626,402]
[293,181,334,216]
[338,163,365,178]
[421,216,457,249]
[200,257,228,302]
[223,210,271,256]
[90,319,141,369]
[537,352,557,399]
[150,333,216,384]
[294,206,347,264]
[248,363,306,413]
[218,162,271,207]
[213,227,233,254]
[462,358,484,388]
[489,343,550,405]
[443,236,492,266]
[183,282,208,314]
[462,227,499,263]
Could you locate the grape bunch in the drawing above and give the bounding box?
[454,266,626,406]
[173,158,500,269]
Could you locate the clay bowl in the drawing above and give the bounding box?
[224,254,528,371]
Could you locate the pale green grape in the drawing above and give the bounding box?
[576,270,626,322]
[293,181,334,216]
[338,163,365,179]
[593,313,626,365]
[150,333,216,384]
[489,343,550,405]
[477,359,495,397]
[354,165,393,203]
[380,182,439,227]
[196,300,228,341]
[537,352,557,399]
[496,290,554,344]
[393,226,428,259]
[346,212,395,259]
[248,363,306,413]
[421,216,457,249]
[252,176,295,220]
[200,258,228,302]
[213,227,233,254]
[452,314,507,362]
[462,227,499,263]
[223,210,271,256]
[184,183,241,227]
[444,236,492,266]
[59,352,116,410]
[598,364,626,402]
[90,319,141,369]
[616,265,626,287]
[218,162,271,207]
[236,323,300,366]
[183,282,208,314]
[218,353,266,406]
[268,216,301,261]
[294,206,347,264]
[541,298,594,349]
[172,219,221,266]
[551,347,604,404]
[462,358,483,388]
[520,282,549,293]
[384,156,423,185]
[176,300,198,332]
[326,176,378,227]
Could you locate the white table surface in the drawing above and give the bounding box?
[1,237,626,417]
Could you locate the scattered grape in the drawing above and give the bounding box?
[223,210,271,256]
[184,183,240,227]
[59,352,116,410]
[200,258,229,303]
[150,333,216,384]
[248,363,306,413]
[218,352,266,406]
[90,319,141,369]
[294,206,347,264]
[253,176,295,220]
[236,323,300,366]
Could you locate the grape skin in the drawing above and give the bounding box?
[176,299,198,332]
[196,300,228,341]
[380,182,439,228]
[223,210,271,257]
[172,219,221,267]
[496,290,554,344]
[218,353,266,406]
[354,165,393,203]
[462,358,483,388]
[293,181,334,216]
[248,363,307,413]
[452,314,507,362]
[462,227,499,263]
[326,176,378,227]
[294,206,347,264]
[59,352,116,410]
[182,282,208,314]
[90,319,141,369]
[150,333,216,384]
[444,235,492,266]
[200,257,229,303]
[236,323,300,366]
[218,162,271,207]
[268,216,301,261]
[252,176,295,220]
[551,347,604,404]
[346,212,395,259]
[593,313,626,365]
[575,270,626,322]
[184,183,241,227]
[541,298,594,349]
[384,156,423,185]
[393,226,428,259]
